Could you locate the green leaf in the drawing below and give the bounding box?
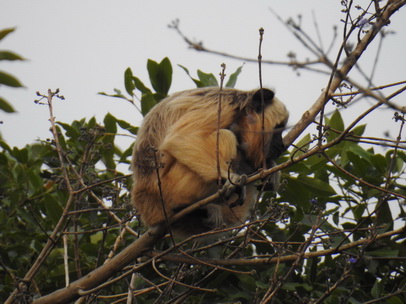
[397,150,406,163]
[0,28,15,41]
[98,91,123,99]
[346,151,368,176]
[387,296,405,304]
[283,282,312,292]
[124,67,135,96]
[157,57,172,94]
[197,69,218,87]
[147,57,172,95]
[326,110,344,141]
[103,113,117,135]
[102,114,117,169]
[0,151,8,165]
[115,118,139,135]
[43,195,63,224]
[0,71,24,87]
[329,110,344,131]
[290,133,311,158]
[307,154,328,173]
[132,76,152,95]
[88,116,97,129]
[141,93,157,116]
[57,122,81,139]
[178,64,204,87]
[371,278,383,299]
[0,139,12,152]
[296,175,336,196]
[147,60,159,87]
[12,147,29,164]
[120,144,134,163]
[235,273,256,290]
[386,150,404,174]
[28,168,43,190]
[368,248,398,257]
[0,51,25,61]
[0,96,16,113]
[347,143,372,161]
[282,176,312,208]
[90,231,104,244]
[225,64,244,88]
[151,92,166,103]
[352,204,366,221]
[375,199,394,231]
[98,88,129,101]
[370,154,386,174]
[351,124,366,137]
[179,64,228,88]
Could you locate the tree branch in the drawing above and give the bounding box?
[283,0,406,147]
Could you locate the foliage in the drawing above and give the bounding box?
[178,63,243,88]
[0,58,246,303]
[0,113,136,299]
[2,56,405,304]
[99,57,244,116]
[2,1,406,303]
[0,27,25,113]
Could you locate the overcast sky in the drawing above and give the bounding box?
[1,0,405,149]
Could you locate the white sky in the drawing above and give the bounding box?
[1,0,405,149]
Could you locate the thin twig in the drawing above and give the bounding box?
[257,28,267,170]
[216,63,226,188]
[6,89,77,304]
[153,148,175,245]
[63,234,69,287]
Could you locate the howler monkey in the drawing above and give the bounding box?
[131,87,288,237]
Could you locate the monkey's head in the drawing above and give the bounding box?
[234,88,289,170]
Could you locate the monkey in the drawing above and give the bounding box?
[131,87,289,238]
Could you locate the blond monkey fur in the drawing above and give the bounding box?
[131,87,288,237]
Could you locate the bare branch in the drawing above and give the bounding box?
[283,1,406,147]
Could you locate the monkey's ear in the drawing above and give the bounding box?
[252,89,275,112]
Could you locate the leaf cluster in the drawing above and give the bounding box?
[0,114,137,300]
[0,28,25,113]
[99,57,243,117]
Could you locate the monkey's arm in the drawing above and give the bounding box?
[161,122,238,182]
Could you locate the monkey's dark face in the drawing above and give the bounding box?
[267,122,286,163]
[233,88,288,171]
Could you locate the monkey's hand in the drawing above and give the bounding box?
[220,174,248,208]
[257,162,281,192]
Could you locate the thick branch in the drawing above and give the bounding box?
[33,226,166,304]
